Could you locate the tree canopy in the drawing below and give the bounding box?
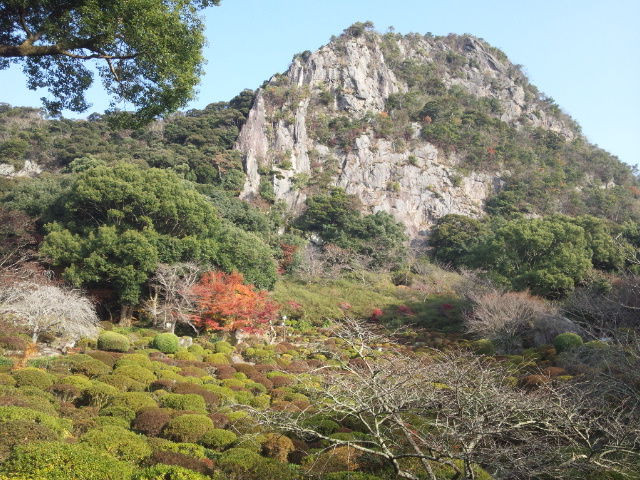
[0,0,219,125]
[40,163,221,317]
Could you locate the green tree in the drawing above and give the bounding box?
[468,216,592,298]
[40,163,220,324]
[0,0,220,125]
[430,214,485,266]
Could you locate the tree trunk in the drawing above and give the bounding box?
[119,305,134,327]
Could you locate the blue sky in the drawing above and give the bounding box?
[1,0,639,168]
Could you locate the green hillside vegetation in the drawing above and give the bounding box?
[0,22,639,479]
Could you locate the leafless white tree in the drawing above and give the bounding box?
[143,263,201,333]
[0,282,99,343]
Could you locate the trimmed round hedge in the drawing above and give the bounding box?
[152,333,179,354]
[97,332,131,352]
[200,428,237,450]
[161,414,213,443]
[553,333,583,354]
[11,367,53,389]
[80,425,152,463]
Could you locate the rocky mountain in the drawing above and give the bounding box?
[236,23,634,240]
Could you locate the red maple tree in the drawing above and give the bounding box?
[189,271,279,333]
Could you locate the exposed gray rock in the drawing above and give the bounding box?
[236,32,578,240]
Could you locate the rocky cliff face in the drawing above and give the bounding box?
[236,28,578,240]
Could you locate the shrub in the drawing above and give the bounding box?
[553,332,583,354]
[216,447,297,480]
[0,442,134,479]
[200,428,237,450]
[98,373,146,392]
[518,374,550,389]
[173,351,198,361]
[114,353,154,369]
[80,425,152,463]
[94,415,130,429]
[207,412,230,429]
[132,464,209,480]
[262,433,295,462]
[87,350,117,367]
[133,408,172,436]
[149,450,213,476]
[178,365,208,378]
[212,341,233,353]
[303,415,339,435]
[162,414,214,443]
[113,365,157,384]
[97,332,131,352]
[59,374,93,390]
[472,339,495,355]
[203,353,229,363]
[0,373,15,386]
[108,392,157,412]
[99,405,136,423]
[0,420,60,460]
[72,359,113,377]
[187,344,206,356]
[152,333,179,354]
[0,406,70,438]
[157,442,206,459]
[48,383,81,403]
[11,367,52,389]
[322,474,383,480]
[150,379,176,392]
[81,383,119,408]
[159,393,207,413]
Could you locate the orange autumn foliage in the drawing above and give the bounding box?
[189,271,279,333]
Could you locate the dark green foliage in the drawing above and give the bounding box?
[214,221,278,290]
[467,216,593,298]
[152,333,179,354]
[162,414,214,443]
[0,1,220,126]
[553,333,583,354]
[40,163,220,307]
[0,441,134,479]
[80,425,152,463]
[430,214,485,266]
[298,187,407,269]
[97,332,131,352]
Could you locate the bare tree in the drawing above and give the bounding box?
[563,274,640,339]
[463,289,560,353]
[252,318,640,479]
[143,263,201,333]
[0,282,99,343]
